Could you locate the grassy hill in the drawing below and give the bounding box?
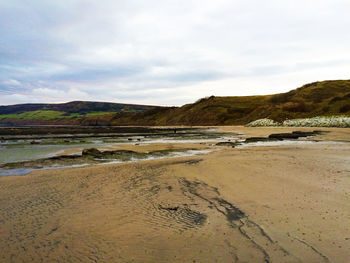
[107,79,350,126]
[1,80,350,126]
[0,101,156,115]
[0,101,158,126]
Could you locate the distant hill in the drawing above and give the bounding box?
[1,80,350,126]
[0,101,156,115]
[0,101,159,126]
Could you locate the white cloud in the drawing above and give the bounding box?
[0,88,90,105]
[31,88,89,102]
[2,79,21,86]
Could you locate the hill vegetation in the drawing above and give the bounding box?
[1,80,350,126]
[0,101,158,126]
[107,79,350,126]
[0,101,156,115]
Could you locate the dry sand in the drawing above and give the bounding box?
[0,127,349,263]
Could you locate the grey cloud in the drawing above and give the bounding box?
[1,0,350,105]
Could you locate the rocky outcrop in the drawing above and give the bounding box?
[246,116,350,128]
[283,116,350,127]
[82,148,103,157]
[245,118,281,127]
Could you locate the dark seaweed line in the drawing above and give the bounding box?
[224,239,239,263]
[178,178,289,263]
[237,220,271,263]
[245,219,293,258]
[292,236,330,263]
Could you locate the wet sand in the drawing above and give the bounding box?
[0,127,349,263]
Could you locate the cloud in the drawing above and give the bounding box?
[0,0,350,106]
[2,79,21,86]
[0,87,90,105]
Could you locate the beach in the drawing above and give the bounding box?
[0,126,349,263]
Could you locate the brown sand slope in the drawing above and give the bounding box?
[0,127,349,263]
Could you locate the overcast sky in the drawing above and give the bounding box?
[1,0,350,106]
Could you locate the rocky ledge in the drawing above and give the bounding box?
[246,116,350,127]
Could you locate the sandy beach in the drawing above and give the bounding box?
[0,126,349,263]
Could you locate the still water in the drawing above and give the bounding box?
[0,130,237,175]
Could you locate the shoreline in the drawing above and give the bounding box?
[1,126,349,262]
[0,128,234,169]
[0,128,333,175]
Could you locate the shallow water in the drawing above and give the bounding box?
[0,168,35,176]
[0,129,237,176]
[0,141,101,165]
[0,132,235,165]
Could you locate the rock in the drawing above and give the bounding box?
[291,131,318,137]
[215,141,240,147]
[283,116,350,127]
[82,148,102,157]
[246,118,281,127]
[30,140,40,144]
[268,133,300,140]
[247,116,350,128]
[269,130,325,140]
[244,137,279,143]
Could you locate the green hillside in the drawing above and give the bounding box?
[0,101,158,126]
[1,80,350,126]
[0,101,156,115]
[107,79,350,126]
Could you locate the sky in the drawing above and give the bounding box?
[1,0,350,106]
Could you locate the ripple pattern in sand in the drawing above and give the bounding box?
[0,159,329,262]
